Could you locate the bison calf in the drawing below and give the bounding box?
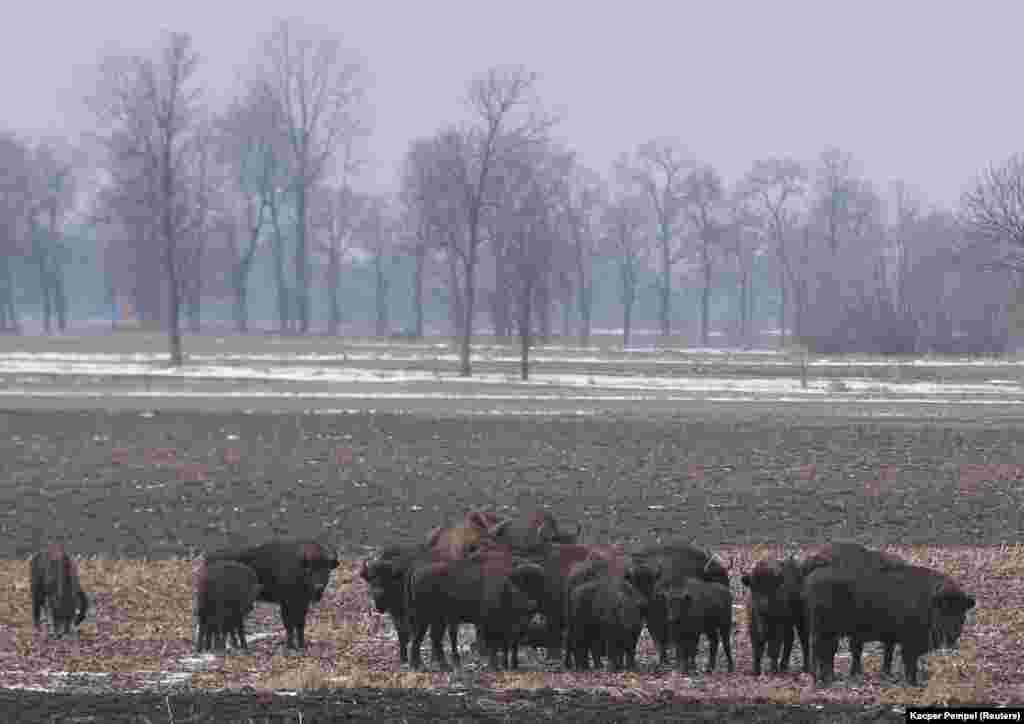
[30,544,89,638]
[195,560,262,653]
[663,578,734,674]
[742,557,809,675]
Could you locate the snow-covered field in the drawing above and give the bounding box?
[1,338,1024,415]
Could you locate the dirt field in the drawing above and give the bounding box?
[1,404,1023,721]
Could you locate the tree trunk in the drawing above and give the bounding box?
[413,245,425,338]
[0,256,18,332]
[270,200,290,334]
[447,249,464,339]
[53,266,67,332]
[459,246,477,377]
[375,251,389,337]
[326,247,341,336]
[519,281,533,381]
[700,246,712,347]
[659,240,671,338]
[295,182,310,334]
[623,296,633,350]
[233,269,249,333]
[575,243,591,347]
[578,284,591,348]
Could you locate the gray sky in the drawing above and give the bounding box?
[6,1,1022,208]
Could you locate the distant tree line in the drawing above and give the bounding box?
[1,20,1023,375]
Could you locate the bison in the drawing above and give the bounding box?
[741,557,810,675]
[195,560,262,653]
[634,542,731,665]
[201,540,338,651]
[405,550,546,671]
[565,567,646,671]
[30,543,89,638]
[798,542,910,677]
[804,562,975,687]
[663,578,734,674]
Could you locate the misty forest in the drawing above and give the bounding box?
[2,19,1023,373]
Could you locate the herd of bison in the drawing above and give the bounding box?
[32,507,976,689]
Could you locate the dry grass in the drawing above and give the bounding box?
[0,548,1019,704]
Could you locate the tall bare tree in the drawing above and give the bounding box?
[960,153,1024,272]
[359,194,395,338]
[26,139,79,333]
[314,182,365,336]
[88,31,205,365]
[739,158,809,342]
[0,133,32,332]
[424,65,557,375]
[562,161,604,346]
[602,171,651,349]
[216,86,285,332]
[684,164,730,347]
[629,138,694,339]
[255,17,370,334]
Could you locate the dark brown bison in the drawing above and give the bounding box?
[202,540,338,651]
[195,560,262,653]
[804,562,975,687]
[798,542,910,677]
[30,543,89,638]
[405,549,546,671]
[663,577,734,674]
[633,542,731,665]
[741,557,809,675]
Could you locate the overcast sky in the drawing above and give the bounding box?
[5,1,1022,208]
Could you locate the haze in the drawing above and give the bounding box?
[5,1,1021,206]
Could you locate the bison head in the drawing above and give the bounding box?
[930,583,976,651]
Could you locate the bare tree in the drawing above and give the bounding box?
[314,182,365,336]
[26,139,79,333]
[684,164,730,347]
[425,66,557,375]
[88,31,205,365]
[629,138,695,339]
[255,17,371,334]
[358,194,396,338]
[562,161,604,346]
[739,158,809,342]
[491,144,569,379]
[602,174,651,349]
[216,86,285,332]
[960,153,1024,272]
[0,133,32,332]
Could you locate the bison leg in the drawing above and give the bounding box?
[722,625,735,672]
[849,637,864,677]
[795,616,812,674]
[446,621,461,669]
[750,622,766,675]
[409,620,429,670]
[279,600,306,651]
[779,621,795,673]
[393,614,410,665]
[903,645,923,687]
[432,620,451,671]
[706,631,720,673]
[881,639,896,677]
[814,634,838,687]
